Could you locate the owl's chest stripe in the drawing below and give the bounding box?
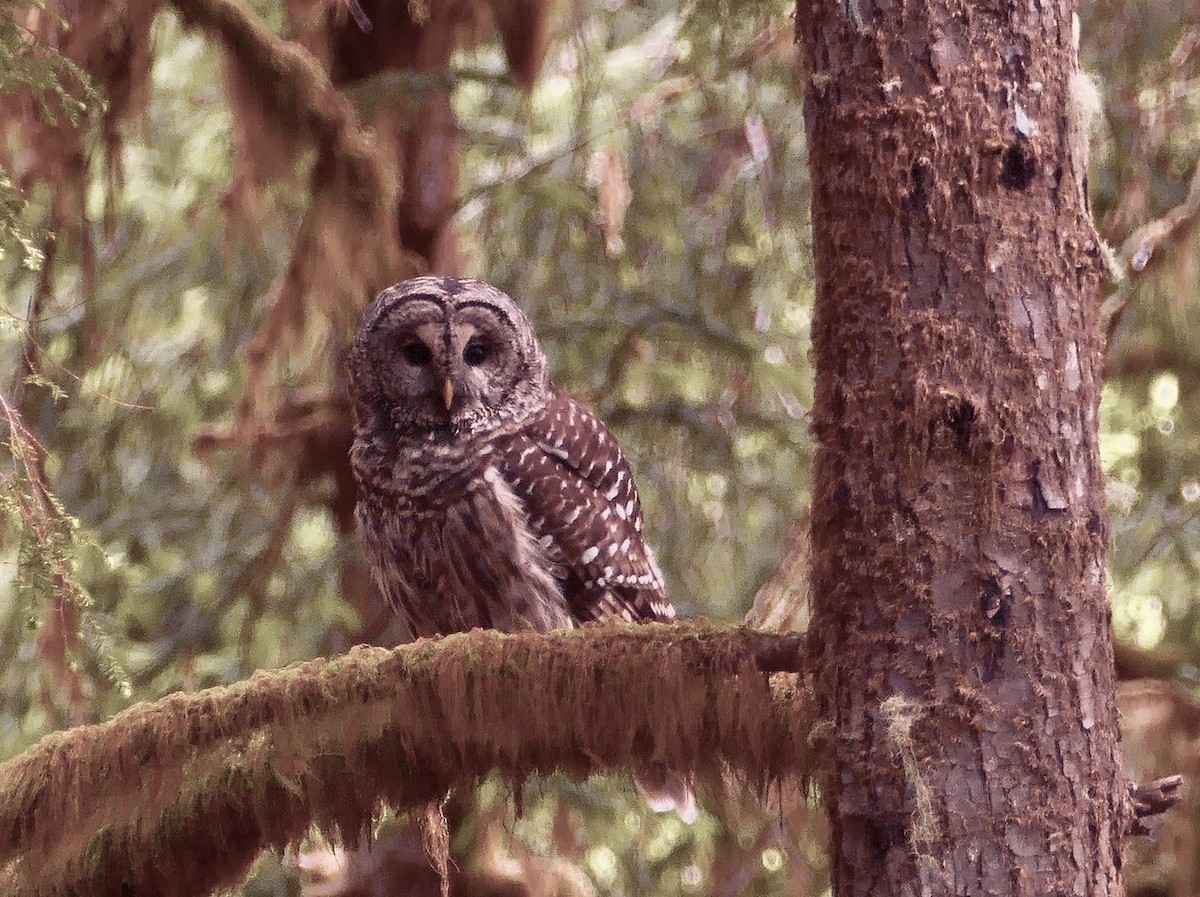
[358,461,574,636]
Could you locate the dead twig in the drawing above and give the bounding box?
[1129,775,1185,835]
[1102,155,1200,341]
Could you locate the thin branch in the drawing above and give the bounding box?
[1114,640,1185,682]
[1129,775,1185,835]
[603,400,800,448]
[166,0,381,189]
[1102,155,1200,340]
[166,0,407,427]
[450,79,701,221]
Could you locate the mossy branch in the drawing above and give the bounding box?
[167,0,381,191]
[0,622,813,897]
[165,0,413,418]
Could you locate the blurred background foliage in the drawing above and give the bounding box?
[0,0,1198,894]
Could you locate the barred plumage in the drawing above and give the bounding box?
[347,275,671,637]
[347,275,693,821]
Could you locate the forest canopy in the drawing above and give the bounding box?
[1,0,1199,894]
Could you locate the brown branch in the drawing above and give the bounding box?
[1116,157,1200,271]
[0,622,812,897]
[1121,679,1200,734]
[192,390,350,457]
[166,0,381,189]
[1102,155,1200,340]
[1114,640,1185,682]
[1129,775,1185,835]
[166,0,411,431]
[5,282,92,725]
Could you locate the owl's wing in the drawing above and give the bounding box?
[494,386,673,624]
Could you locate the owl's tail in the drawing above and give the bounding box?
[635,767,698,824]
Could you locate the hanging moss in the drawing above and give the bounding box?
[0,621,812,897]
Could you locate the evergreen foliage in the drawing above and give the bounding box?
[0,0,96,268]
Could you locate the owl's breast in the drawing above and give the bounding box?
[354,449,574,638]
[352,427,496,498]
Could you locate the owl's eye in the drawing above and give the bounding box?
[462,340,491,366]
[401,340,433,366]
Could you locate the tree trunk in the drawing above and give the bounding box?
[797,1,1130,894]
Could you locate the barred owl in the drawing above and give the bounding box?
[348,274,672,633]
[348,275,692,819]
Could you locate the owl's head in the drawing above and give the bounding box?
[348,276,549,436]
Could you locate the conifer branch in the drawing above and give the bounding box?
[0,622,812,897]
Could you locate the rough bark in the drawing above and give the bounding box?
[797,1,1130,894]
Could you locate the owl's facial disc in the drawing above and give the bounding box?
[350,277,549,438]
[438,312,522,423]
[376,309,525,432]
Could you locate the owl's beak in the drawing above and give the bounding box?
[442,377,455,411]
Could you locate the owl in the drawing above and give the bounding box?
[348,275,673,636]
[348,275,693,819]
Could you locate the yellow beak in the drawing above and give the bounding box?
[442,377,454,410]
